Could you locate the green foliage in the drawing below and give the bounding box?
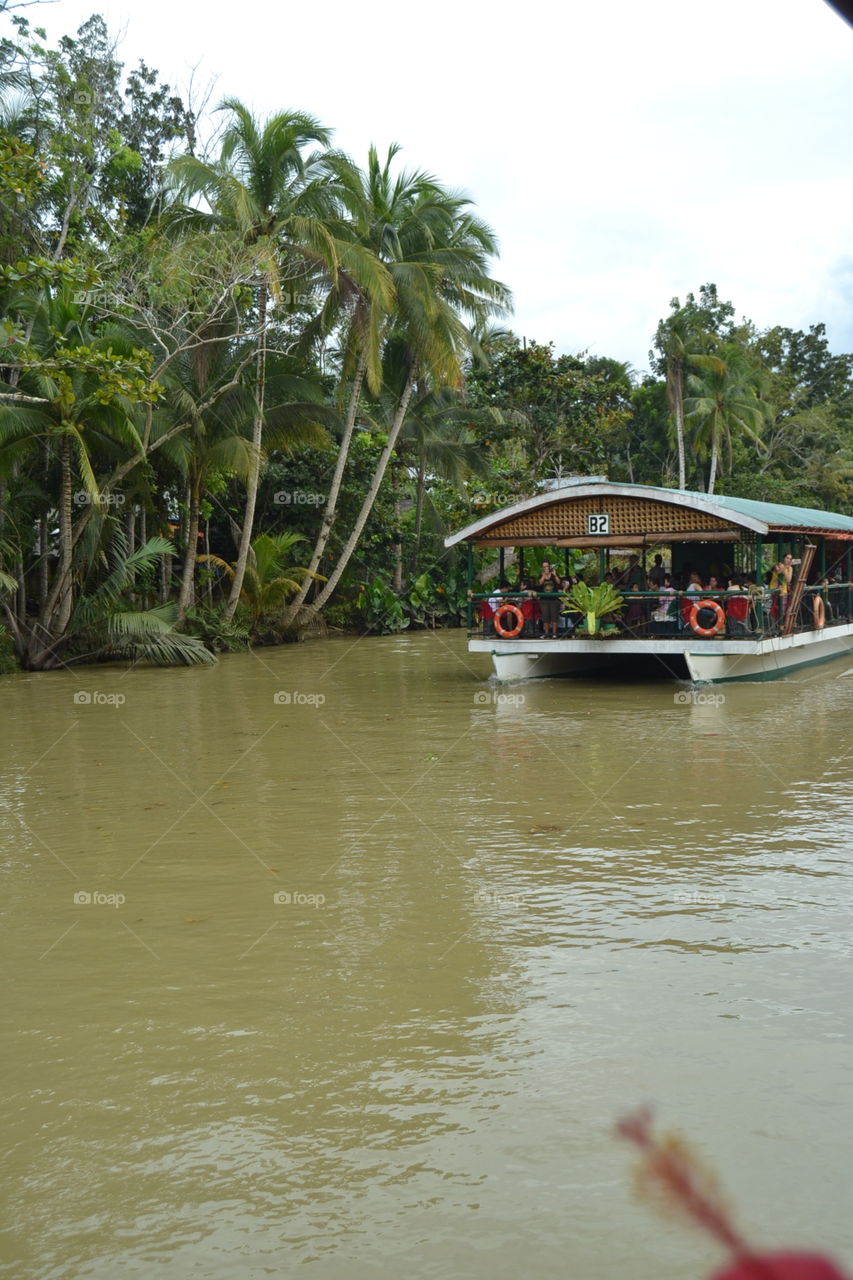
[0,623,19,674]
[566,581,625,619]
[183,605,250,653]
[68,533,215,666]
[355,578,409,633]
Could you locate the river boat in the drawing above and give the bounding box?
[446,479,853,683]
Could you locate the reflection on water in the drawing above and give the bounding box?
[1,634,852,1279]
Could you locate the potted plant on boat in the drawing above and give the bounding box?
[565,581,625,636]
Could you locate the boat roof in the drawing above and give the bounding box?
[444,480,853,547]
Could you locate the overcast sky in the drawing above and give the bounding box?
[33,0,853,374]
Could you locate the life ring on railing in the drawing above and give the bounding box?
[493,603,524,639]
[689,599,726,637]
[812,593,826,630]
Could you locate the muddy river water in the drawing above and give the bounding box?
[2,633,852,1278]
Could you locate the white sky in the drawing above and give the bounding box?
[31,0,853,373]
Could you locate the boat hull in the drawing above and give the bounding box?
[469,622,853,684]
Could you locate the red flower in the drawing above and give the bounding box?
[712,1253,849,1280]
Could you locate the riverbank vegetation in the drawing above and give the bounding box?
[2,13,852,670]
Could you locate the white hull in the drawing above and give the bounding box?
[469,621,853,684]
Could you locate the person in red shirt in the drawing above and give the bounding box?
[725,574,750,636]
[519,577,541,636]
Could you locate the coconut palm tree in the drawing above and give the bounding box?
[0,287,149,666]
[152,326,332,623]
[169,100,337,620]
[290,147,510,617]
[654,306,696,490]
[685,345,768,493]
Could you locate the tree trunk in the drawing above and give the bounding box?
[15,557,26,633]
[673,363,686,490]
[176,480,201,624]
[413,459,426,570]
[38,518,49,605]
[225,281,268,622]
[205,519,213,605]
[708,431,719,495]
[392,496,403,594]
[52,432,74,636]
[313,370,416,612]
[283,352,367,625]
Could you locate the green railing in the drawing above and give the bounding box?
[468,584,853,639]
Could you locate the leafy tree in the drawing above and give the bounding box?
[170,99,336,620]
[685,343,768,493]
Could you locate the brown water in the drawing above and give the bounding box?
[2,633,852,1280]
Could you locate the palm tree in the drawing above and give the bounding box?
[685,344,768,493]
[0,288,148,666]
[169,100,335,621]
[67,529,215,667]
[200,531,318,625]
[153,329,331,623]
[654,306,696,490]
[291,147,510,617]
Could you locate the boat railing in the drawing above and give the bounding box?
[468,584,853,639]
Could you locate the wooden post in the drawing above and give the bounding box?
[782,542,815,636]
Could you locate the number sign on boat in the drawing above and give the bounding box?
[587,512,610,535]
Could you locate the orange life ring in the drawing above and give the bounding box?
[813,593,825,630]
[689,598,725,637]
[493,603,524,638]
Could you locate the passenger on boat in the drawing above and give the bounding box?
[680,572,703,629]
[556,578,575,634]
[520,578,542,636]
[624,555,647,590]
[725,574,750,636]
[620,555,647,630]
[537,561,562,638]
[648,554,666,588]
[651,574,678,631]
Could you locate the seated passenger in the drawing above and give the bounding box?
[725,574,750,636]
[651,574,678,631]
[520,578,542,636]
[680,572,704,629]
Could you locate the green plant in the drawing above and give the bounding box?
[200,532,320,625]
[183,605,250,653]
[566,581,624,635]
[0,624,19,675]
[355,578,409,633]
[68,533,216,666]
